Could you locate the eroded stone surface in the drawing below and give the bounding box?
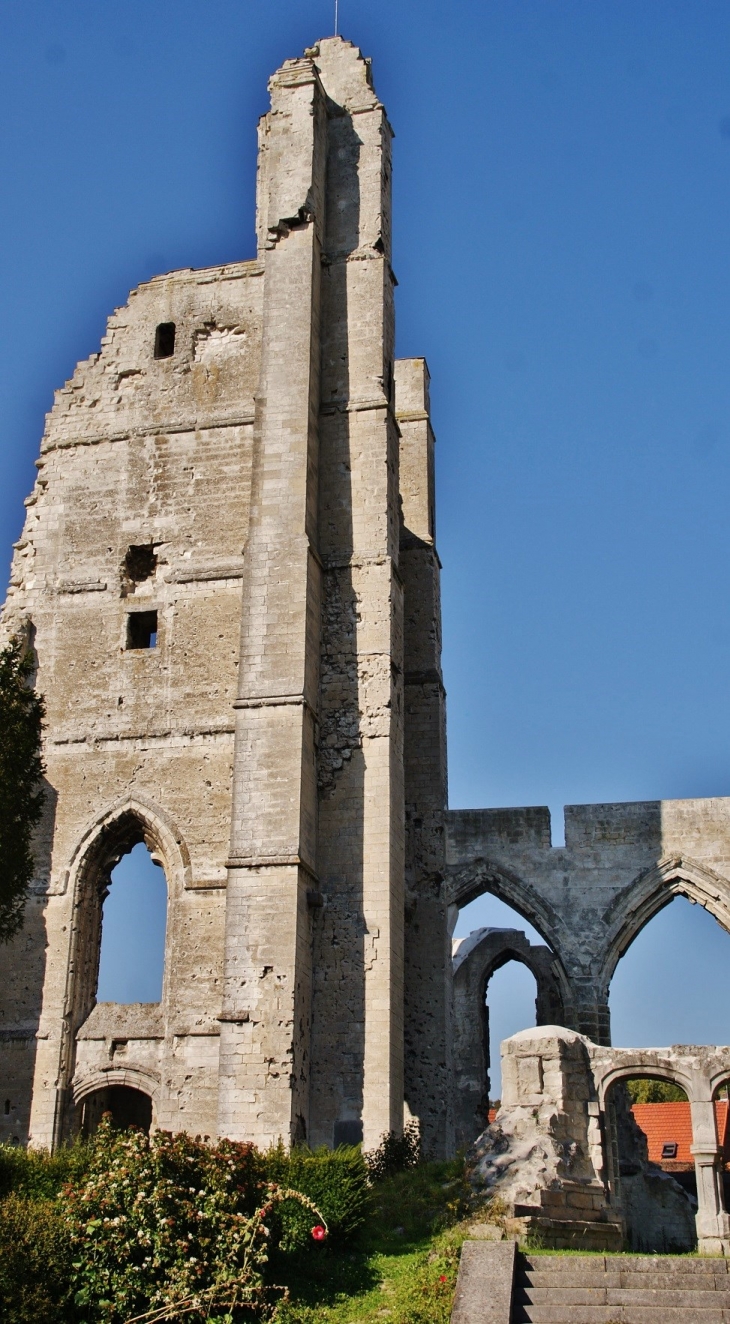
[468,1028,728,1255]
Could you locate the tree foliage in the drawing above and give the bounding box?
[626,1077,687,1103]
[0,636,45,943]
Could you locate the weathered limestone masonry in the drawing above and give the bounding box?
[447,796,730,1144]
[471,1027,730,1256]
[0,37,449,1154]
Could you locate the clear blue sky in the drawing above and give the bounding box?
[3,1,730,1078]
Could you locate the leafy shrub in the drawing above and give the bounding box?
[369,1159,471,1250]
[0,1193,74,1324]
[265,1143,370,1249]
[365,1121,422,1182]
[59,1118,322,1323]
[0,1138,90,1200]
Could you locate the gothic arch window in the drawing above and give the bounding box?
[609,894,730,1048]
[63,804,185,1040]
[97,841,167,1004]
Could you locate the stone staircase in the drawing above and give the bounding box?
[512,1252,730,1322]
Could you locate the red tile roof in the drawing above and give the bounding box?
[631,1101,730,1169]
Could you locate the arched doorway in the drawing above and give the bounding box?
[603,1071,697,1253]
[452,892,566,1147]
[81,1085,153,1136]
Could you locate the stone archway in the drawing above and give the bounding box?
[74,1065,159,1136]
[452,926,568,1148]
[52,798,189,1147]
[446,858,566,958]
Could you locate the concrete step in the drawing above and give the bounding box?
[513,1310,729,1323]
[523,1254,728,1275]
[521,1286,730,1303]
[513,1253,730,1322]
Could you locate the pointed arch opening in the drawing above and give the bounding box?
[67,808,174,1032]
[609,894,730,1049]
[600,856,730,999]
[53,799,189,1147]
[97,841,167,1004]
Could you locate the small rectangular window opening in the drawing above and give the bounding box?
[661,1142,678,1159]
[3,1100,9,1116]
[154,322,176,359]
[127,610,158,650]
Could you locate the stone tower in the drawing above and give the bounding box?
[0,38,452,1156]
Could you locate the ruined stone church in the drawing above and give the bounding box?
[1,37,450,1156]
[4,42,730,1244]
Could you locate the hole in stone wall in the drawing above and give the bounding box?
[3,1100,9,1116]
[126,610,158,650]
[154,322,176,359]
[97,842,167,1003]
[610,895,730,1047]
[123,544,157,590]
[333,1119,363,1146]
[454,893,547,1105]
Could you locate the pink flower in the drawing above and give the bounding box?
[311,1224,327,1242]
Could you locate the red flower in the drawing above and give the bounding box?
[311,1224,327,1242]
[439,1275,447,1282]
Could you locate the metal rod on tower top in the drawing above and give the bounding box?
[334,0,339,36]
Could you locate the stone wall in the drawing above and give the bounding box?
[470,1028,730,1255]
[0,258,261,1148]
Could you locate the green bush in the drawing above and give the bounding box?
[0,1193,74,1324]
[265,1142,370,1249]
[59,1119,322,1323]
[365,1122,422,1182]
[0,636,46,943]
[0,1126,372,1320]
[0,1138,90,1200]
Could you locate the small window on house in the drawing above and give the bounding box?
[154,322,176,359]
[661,1142,678,1159]
[126,610,158,650]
